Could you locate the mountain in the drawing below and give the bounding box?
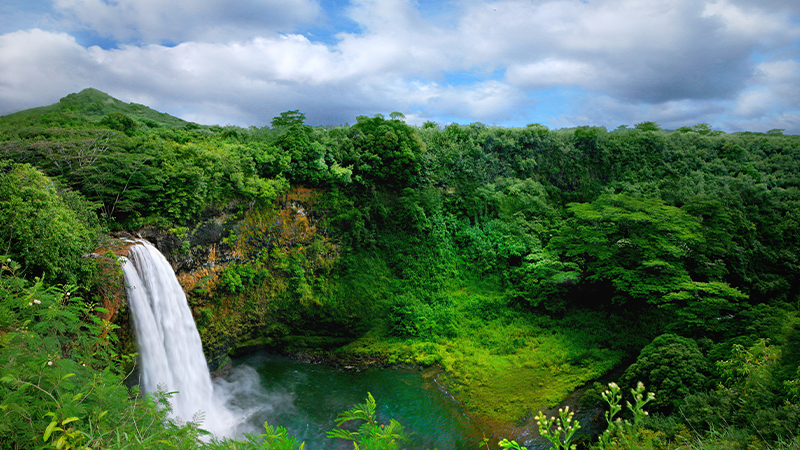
[0,88,191,128]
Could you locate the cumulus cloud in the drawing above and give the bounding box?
[52,0,322,44]
[506,59,597,88]
[728,59,800,131]
[0,29,105,113]
[456,0,792,102]
[0,0,798,132]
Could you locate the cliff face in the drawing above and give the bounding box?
[137,211,238,274]
[102,189,334,372]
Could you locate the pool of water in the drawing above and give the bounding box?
[219,352,487,449]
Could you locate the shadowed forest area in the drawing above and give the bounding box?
[1,88,799,449]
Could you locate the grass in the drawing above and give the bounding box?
[339,278,624,424]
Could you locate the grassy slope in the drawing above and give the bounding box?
[337,276,623,424]
[0,87,191,128]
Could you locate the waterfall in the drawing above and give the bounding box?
[121,240,234,435]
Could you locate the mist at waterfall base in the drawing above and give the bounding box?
[121,240,480,448]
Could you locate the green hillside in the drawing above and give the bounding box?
[0,87,191,128]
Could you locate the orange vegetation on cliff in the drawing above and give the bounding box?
[176,244,223,294]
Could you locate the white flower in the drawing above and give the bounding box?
[47,361,53,366]
[28,302,32,306]
[33,299,41,305]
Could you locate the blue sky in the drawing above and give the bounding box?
[1,0,799,133]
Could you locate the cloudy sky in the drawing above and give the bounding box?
[1,0,799,132]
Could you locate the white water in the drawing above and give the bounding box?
[121,240,244,436]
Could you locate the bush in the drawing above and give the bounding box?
[0,265,202,449]
[218,263,269,294]
[622,334,711,412]
[386,292,457,339]
[0,162,100,286]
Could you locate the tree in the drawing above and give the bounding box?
[634,121,661,132]
[100,112,138,136]
[347,115,424,188]
[548,194,702,306]
[622,333,711,412]
[0,162,100,285]
[274,125,328,184]
[271,110,307,128]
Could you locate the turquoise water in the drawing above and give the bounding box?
[223,352,486,449]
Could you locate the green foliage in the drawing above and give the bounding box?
[327,392,405,450]
[549,194,704,307]
[634,121,662,132]
[0,260,203,449]
[534,406,581,450]
[271,110,307,129]
[661,281,747,334]
[595,382,657,450]
[347,115,424,188]
[0,88,191,128]
[219,263,269,294]
[4,91,800,450]
[212,421,307,450]
[0,162,100,286]
[622,334,710,412]
[386,291,458,339]
[101,112,138,136]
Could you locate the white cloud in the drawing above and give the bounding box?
[52,0,322,43]
[506,59,596,88]
[1,0,798,133]
[422,80,524,120]
[0,29,104,113]
[731,59,800,124]
[550,94,729,130]
[703,0,797,42]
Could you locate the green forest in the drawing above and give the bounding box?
[1,88,799,449]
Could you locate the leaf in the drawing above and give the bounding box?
[43,420,58,441]
[327,429,357,441]
[62,416,80,425]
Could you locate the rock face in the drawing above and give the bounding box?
[136,212,238,274]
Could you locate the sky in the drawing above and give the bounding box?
[1,0,799,133]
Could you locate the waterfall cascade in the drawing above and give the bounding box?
[121,240,234,435]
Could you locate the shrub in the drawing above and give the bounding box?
[0,162,100,286]
[622,334,711,412]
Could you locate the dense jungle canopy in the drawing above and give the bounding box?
[0,88,799,449]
